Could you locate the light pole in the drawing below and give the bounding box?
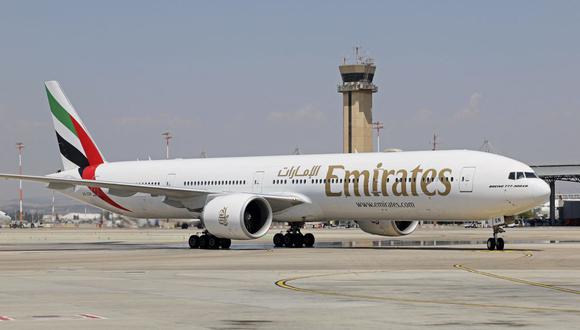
[16,142,24,225]
[162,132,172,159]
[371,122,384,152]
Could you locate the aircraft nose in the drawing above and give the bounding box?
[534,180,551,202]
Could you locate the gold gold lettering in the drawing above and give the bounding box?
[438,168,452,196]
[381,169,395,196]
[421,168,437,196]
[325,165,343,197]
[372,163,383,196]
[410,165,423,196]
[393,169,408,196]
[345,169,370,197]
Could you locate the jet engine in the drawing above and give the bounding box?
[202,193,273,240]
[357,220,419,237]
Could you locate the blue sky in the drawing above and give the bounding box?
[1,1,579,204]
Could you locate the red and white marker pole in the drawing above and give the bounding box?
[16,142,24,225]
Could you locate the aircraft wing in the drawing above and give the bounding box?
[0,173,306,212]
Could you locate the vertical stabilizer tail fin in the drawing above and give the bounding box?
[45,81,105,171]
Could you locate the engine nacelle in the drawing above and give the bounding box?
[202,193,273,240]
[357,220,419,237]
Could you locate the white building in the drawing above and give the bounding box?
[60,212,101,222]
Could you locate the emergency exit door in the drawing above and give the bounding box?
[459,167,476,192]
[252,171,265,193]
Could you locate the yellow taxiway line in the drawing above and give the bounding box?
[275,251,579,312]
[453,264,580,295]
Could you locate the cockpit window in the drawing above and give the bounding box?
[509,171,537,180]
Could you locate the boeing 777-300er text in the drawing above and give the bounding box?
[0,81,550,250]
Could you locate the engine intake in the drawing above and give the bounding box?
[357,220,419,237]
[202,193,273,240]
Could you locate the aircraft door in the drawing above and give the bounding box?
[459,167,475,192]
[252,171,265,193]
[166,173,177,187]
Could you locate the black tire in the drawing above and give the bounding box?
[207,236,219,249]
[181,223,189,230]
[496,237,505,251]
[188,235,200,249]
[220,238,232,249]
[304,233,315,247]
[487,237,496,251]
[283,233,293,248]
[273,233,284,247]
[293,234,304,248]
[199,235,208,249]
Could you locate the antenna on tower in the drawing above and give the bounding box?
[480,138,496,153]
[371,122,384,152]
[431,133,439,151]
[161,132,172,159]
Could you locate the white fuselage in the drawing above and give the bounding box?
[52,150,550,222]
[0,211,11,222]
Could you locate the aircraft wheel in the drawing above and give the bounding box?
[487,237,496,251]
[283,233,293,248]
[188,235,200,249]
[207,236,219,249]
[496,237,505,251]
[199,235,208,249]
[293,233,304,248]
[304,233,315,247]
[181,223,189,230]
[273,233,284,247]
[220,238,232,249]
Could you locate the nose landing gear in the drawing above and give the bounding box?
[487,225,505,251]
[273,223,315,248]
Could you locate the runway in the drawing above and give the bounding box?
[0,227,579,329]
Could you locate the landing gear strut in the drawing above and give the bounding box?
[188,231,231,250]
[487,225,505,251]
[273,223,315,248]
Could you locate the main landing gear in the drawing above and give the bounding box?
[188,231,231,250]
[273,223,315,248]
[486,225,505,251]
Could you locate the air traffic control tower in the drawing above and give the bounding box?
[338,52,378,153]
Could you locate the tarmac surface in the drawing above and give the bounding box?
[0,226,579,329]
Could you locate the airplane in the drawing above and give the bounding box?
[0,81,550,250]
[0,211,11,223]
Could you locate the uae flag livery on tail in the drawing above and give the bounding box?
[45,81,130,212]
[46,81,105,170]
